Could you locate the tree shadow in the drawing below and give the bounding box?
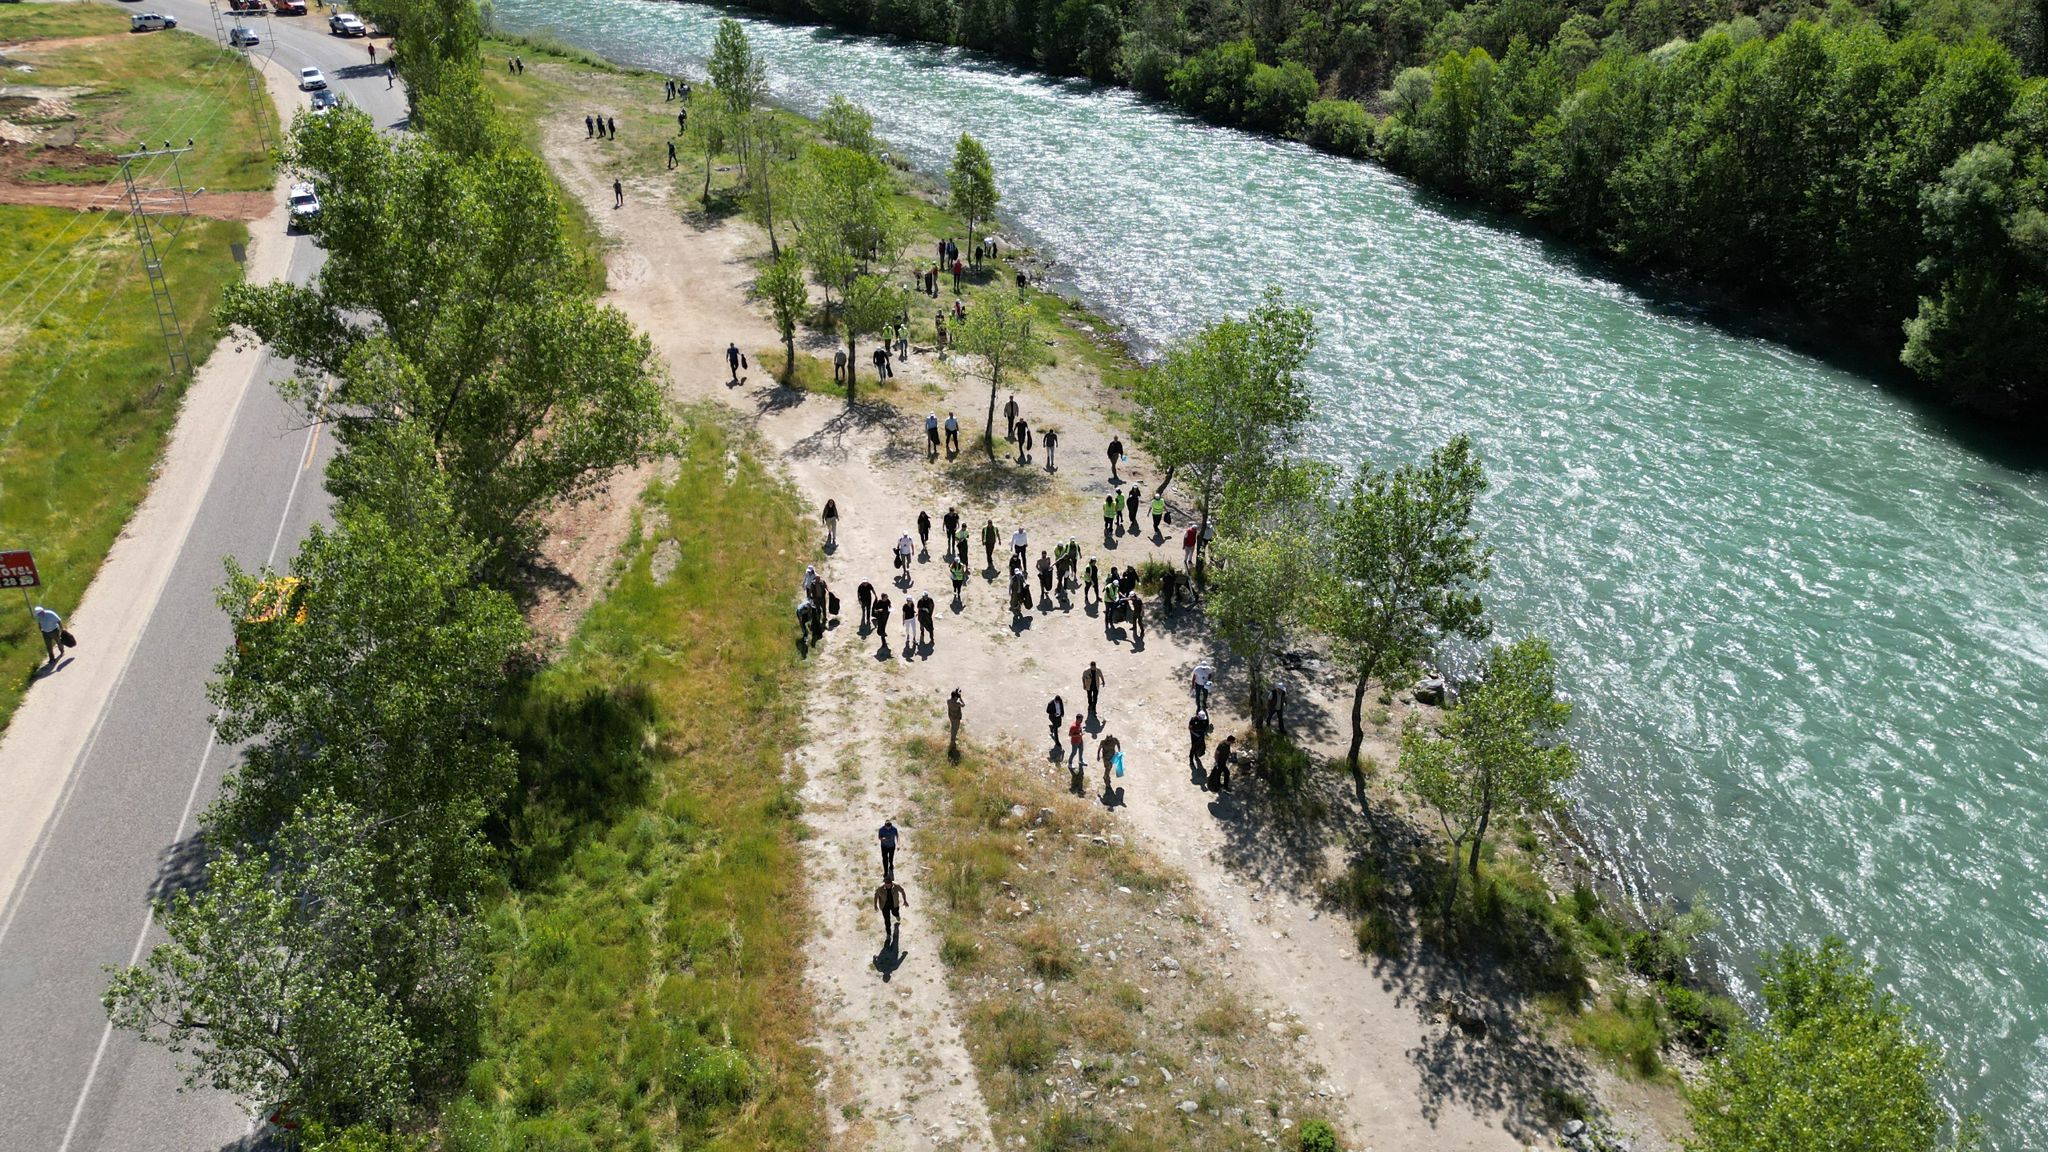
[492,675,657,890]
[788,396,905,464]
[943,455,1052,503]
[150,829,213,905]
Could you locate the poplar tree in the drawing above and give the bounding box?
[954,288,1047,457]
[947,133,1000,259]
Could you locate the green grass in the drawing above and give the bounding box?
[0,16,278,192]
[0,2,128,41]
[442,414,822,1151]
[0,204,249,733]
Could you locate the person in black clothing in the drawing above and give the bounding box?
[878,820,899,882]
[1042,428,1059,471]
[607,116,617,139]
[1125,486,1142,534]
[1083,558,1100,606]
[1211,733,1236,792]
[1267,682,1287,733]
[917,592,935,646]
[857,580,875,629]
[1014,419,1030,464]
[1121,565,1139,598]
[678,110,687,134]
[726,342,742,382]
[1188,710,1209,777]
[1107,435,1124,481]
[586,115,595,138]
[667,139,677,169]
[1036,551,1054,599]
[1003,394,1020,440]
[981,519,998,570]
[873,593,891,646]
[917,509,932,553]
[613,179,624,208]
[942,507,961,559]
[1046,695,1066,752]
[1082,661,1104,718]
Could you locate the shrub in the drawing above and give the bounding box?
[1304,99,1374,156]
[1572,989,1665,1078]
[990,1004,1056,1071]
[1660,982,1745,1050]
[1298,1117,1341,1152]
[1166,39,1258,123]
[1137,558,1176,593]
[1245,61,1318,135]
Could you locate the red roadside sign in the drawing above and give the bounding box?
[0,551,39,590]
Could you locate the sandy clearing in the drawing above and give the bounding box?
[528,70,1677,1151]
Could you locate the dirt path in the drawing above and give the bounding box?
[530,88,1673,1151]
[0,182,273,218]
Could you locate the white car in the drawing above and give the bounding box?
[328,12,365,36]
[297,67,327,91]
[228,26,259,47]
[287,182,321,229]
[129,13,177,31]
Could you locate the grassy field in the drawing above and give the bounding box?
[0,9,279,192]
[445,415,823,1152]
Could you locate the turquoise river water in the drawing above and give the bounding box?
[496,0,2048,1139]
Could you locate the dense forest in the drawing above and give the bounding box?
[722,0,2048,424]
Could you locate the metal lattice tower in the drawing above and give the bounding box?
[120,147,195,386]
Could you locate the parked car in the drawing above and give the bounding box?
[328,12,365,35]
[228,0,265,11]
[228,25,259,46]
[129,12,177,31]
[297,67,327,91]
[287,182,320,229]
[270,0,305,14]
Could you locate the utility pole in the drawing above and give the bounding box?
[119,146,195,388]
[210,0,276,154]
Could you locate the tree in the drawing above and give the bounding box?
[685,86,727,204]
[1131,287,1317,536]
[1686,939,1981,1152]
[217,111,672,572]
[104,796,482,1131]
[819,95,878,156]
[1205,463,1329,716]
[756,252,809,385]
[210,437,525,889]
[1320,434,1492,771]
[1403,637,1577,912]
[954,288,1048,458]
[840,273,901,401]
[744,112,792,256]
[707,18,766,169]
[947,133,1000,259]
[792,143,899,309]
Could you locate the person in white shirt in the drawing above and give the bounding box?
[1010,527,1028,566]
[943,412,960,455]
[32,605,65,665]
[1192,661,1213,711]
[896,534,915,581]
[925,413,940,461]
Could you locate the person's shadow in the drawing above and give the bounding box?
[1101,784,1125,809]
[873,933,906,982]
[31,656,75,679]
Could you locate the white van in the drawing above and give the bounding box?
[129,12,178,31]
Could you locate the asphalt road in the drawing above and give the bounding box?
[0,9,406,1149]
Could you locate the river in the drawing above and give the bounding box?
[493,0,2048,1140]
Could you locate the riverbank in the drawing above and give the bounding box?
[480,32,1691,1150]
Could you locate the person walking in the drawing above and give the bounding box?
[901,598,917,650]
[1046,694,1065,753]
[1102,493,1119,541]
[1067,716,1085,772]
[917,510,932,554]
[1188,710,1209,778]
[1150,493,1166,538]
[1192,661,1212,711]
[1012,417,1029,461]
[944,411,960,455]
[613,179,624,208]
[947,688,964,754]
[925,413,941,461]
[1183,524,1198,569]
[1211,733,1236,792]
[666,139,677,169]
[941,508,961,560]
[873,592,892,647]
[1267,681,1287,734]
[586,114,595,138]
[823,498,840,547]
[607,115,617,139]
[949,556,967,600]
[1128,592,1146,640]
[1011,526,1028,567]
[875,879,908,939]
[1160,566,1178,613]
[878,819,899,882]
[896,533,916,582]
[1107,435,1124,481]
[726,342,742,383]
[833,346,848,384]
[1003,394,1020,440]
[1042,428,1058,471]
[1036,550,1054,599]
[856,579,875,627]
[981,519,998,570]
[32,604,66,665]
[1125,486,1142,534]
[917,591,935,647]
[1083,557,1100,606]
[1098,733,1122,797]
[1082,661,1103,718]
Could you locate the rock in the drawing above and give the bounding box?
[1178,1100,1199,1114]
[1413,676,1447,705]
[1564,1120,1587,1138]
[1121,1075,1140,1087]
[1033,981,1046,996]
[1160,1068,1173,1083]
[1266,1022,1288,1035]
[1035,807,1053,826]
[1214,1077,1229,1093]
[1162,956,1179,970]
[1118,886,1132,894]
[1008,804,1027,821]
